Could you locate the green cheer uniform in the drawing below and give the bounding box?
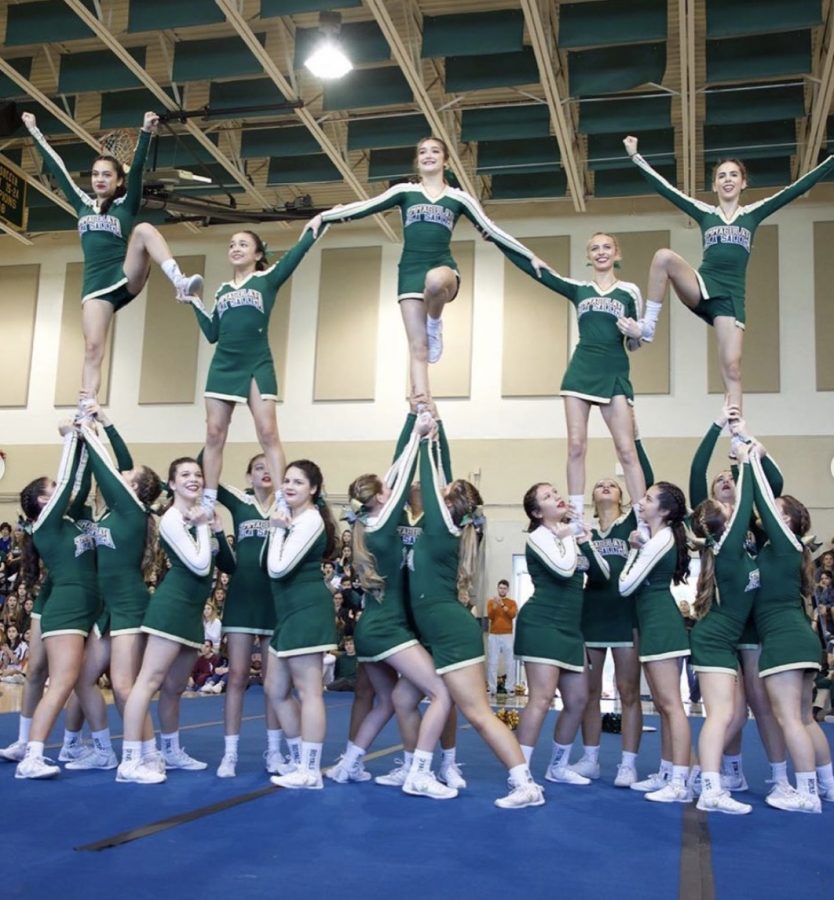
[620,527,690,662]
[691,463,761,674]
[216,484,274,636]
[29,125,151,308]
[354,429,422,662]
[583,439,654,647]
[631,152,834,327]
[516,528,608,670]
[407,438,484,674]
[142,510,234,649]
[750,455,822,678]
[688,421,784,649]
[33,433,99,639]
[504,250,643,405]
[192,230,318,403]
[31,575,52,620]
[81,424,152,636]
[266,507,337,658]
[320,182,535,300]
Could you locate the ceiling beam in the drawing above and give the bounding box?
[363,0,479,199]
[0,151,77,216]
[215,0,397,242]
[0,221,34,245]
[0,57,100,151]
[521,0,586,212]
[678,0,697,195]
[802,2,834,173]
[64,0,274,211]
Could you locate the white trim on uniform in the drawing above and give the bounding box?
[82,276,130,304]
[41,627,89,639]
[110,627,144,637]
[527,525,577,578]
[585,640,634,649]
[640,649,691,663]
[267,507,324,578]
[692,664,738,675]
[516,654,585,672]
[141,625,204,650]
[159,508,212,576]
[759,660,821,678]
[34,432,79,534]
[222,626,273,636]
[80,423,146,513]
[619,528,675,597]
[436,653,485,675]
[750,453,802,552]
[357,639,420,663]
[204,390,248,403]
[269,642,338,659]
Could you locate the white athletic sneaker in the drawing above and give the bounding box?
[614,764,638,788]
[426,319,443,364]
[630,772,666,792]
[721,771,749,792]
[438,761,467,790]
[818,782,834,803]
[15,755,60,780]
[374,759,409,787]
[264,749,295,776]
[216,753,238,778]
[494,780,546,810]
[270,769,323,790]
[765,785,821,814]
[403,770,458,800]
[116,757,167,784]
[688,766,702,797]
[570,758,601,780]
[163,747,208,771]
[64,746,118,770]
[545,764,591,785]
[645,780,692,804]
[58,741,91,762]
[175,273,203,302]
[0,739,27,762]
[697,790,752,815]
[143,750,166,776]
[326,760,372,784]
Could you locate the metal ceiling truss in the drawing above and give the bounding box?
[801,0,834,174]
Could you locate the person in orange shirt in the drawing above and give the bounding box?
[487,580,518,695]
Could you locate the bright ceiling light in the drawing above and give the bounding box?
[304,11,353,80]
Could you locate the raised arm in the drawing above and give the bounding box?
[21,113,89,214]
[689,420,723,509]
[747,154,834,223]
[318,183,406,226]
[435,419,453,485]
[418,437,458,538]
[267,509,324,579]
[714,460,753,557]
[527,527,578,579]
[624,136,709,221]
[372,430,420,537]
[80,424,143,514]
[34,431,86,535]
[619,529,675,597]
[263,228,320,291]
[579,537,610,583]
[750,452,801,554]
[393,412,417,462]
[122,124,153,216]
[159,509,213,576]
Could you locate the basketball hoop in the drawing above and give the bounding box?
[100,129,136,171]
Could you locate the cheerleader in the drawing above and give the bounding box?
[689,441,757,814]
[309,137,538,402]
[502,234,646,519]
[408,436,543,809]
[65,417,162,771]
[623,134,834,409]
[20,112,202,411]
[515,483,608,786]
[574,433,654,786]
[14,426,100,779]
[116,458,234,784]
[183,228,320,510]
[329,416,456,799]
[747,443,834,812]
[619,482,692,802]
[688,407,788,795]
[214,454,291,779]
[264,460,339,790]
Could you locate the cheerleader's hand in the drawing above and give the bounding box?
[575,523,593,544]
[143,112,160,133]
[628,529,647,549]
[749,439,766,459]
[305,213,323,238]
[617,317,643,339]
[21,112,36,130]
[553,522,575,540]
[415,410,434,437]
[531,256,555,278]
[270,510,291,531]
[210,512,224,533]
[57,419,76,437]
[185,505,211,527]
[623,135,638,157]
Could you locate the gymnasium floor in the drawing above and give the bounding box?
[2,689,828,900]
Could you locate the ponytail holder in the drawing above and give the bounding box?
[703,533,716,549]
[343,497,369,526]
[315,493,328,511]
[262,241,270,260]
[803,533,822,553]
[613,260,622,269]
[22,522,33,536]
[460,511,486,529]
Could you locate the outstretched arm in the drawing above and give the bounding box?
[455,190,535,259]
[263,228,321,291]
[21,112,89,214]
[747,154,834,223]
[624,135,708,221]
[501,247,580,302]
[689,419,724,509]
[35,430,86,535]
[750,452,801,554]
[316,184,406,228]
[123,115,156,216]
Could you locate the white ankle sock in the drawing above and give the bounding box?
[18,716,32,744]
[161,258,183,284]
[266,729,283,753]
[161,731,180,755]
[224,734,240,756]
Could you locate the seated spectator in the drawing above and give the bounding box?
[1,594,22,630]
[333,590,358,637]
[0,623,28,683]
[326,635,359,692]
[321,560,340,591]
[814,572,834,608]
[0,522,12,560]
[248,646,264,687]
[817,550,834,583]
[200,641,230,694]
[188,641,220,691]
[203,601,222,649]
[19,596,34,635]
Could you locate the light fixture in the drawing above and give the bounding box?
[304,11,353,80]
